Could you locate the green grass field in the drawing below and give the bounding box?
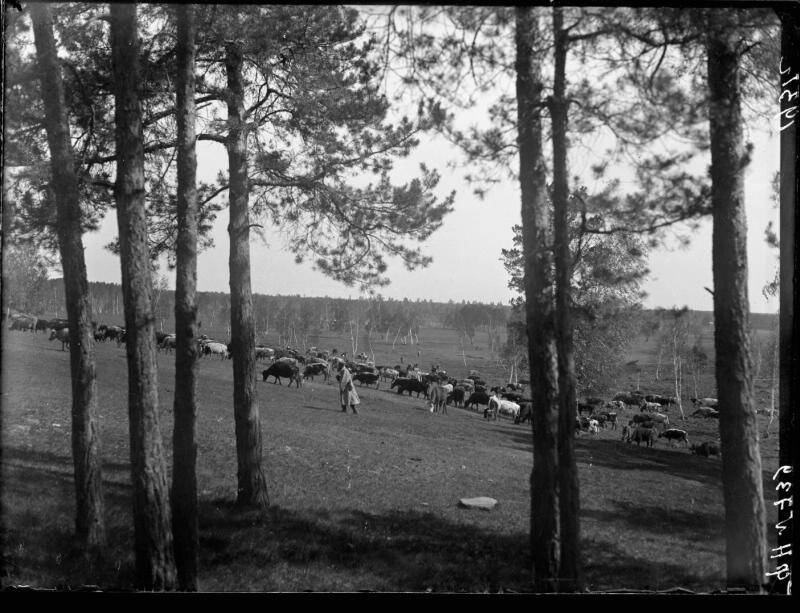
[0,323,780,592]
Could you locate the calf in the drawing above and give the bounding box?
[658,428,690,447]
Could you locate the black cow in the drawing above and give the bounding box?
[465,390,490,410]
[262,362,301,388]
[630,414,655,426]
[353,371,380,388]
[501,390,524,403]
[447,386,466,408]
[646,394,677,406]
[629,426,657,447]
[514,401,532,425]
[577,403,595,416]
[690,441,721,458]
[35,319,49,333]
[303,362,329,382]
[391,377,427,398]
[658,428,690,447]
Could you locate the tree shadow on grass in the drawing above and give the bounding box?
[196,499,722,593]
[2,447,136,589]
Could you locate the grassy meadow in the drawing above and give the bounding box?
[0,319,781,592]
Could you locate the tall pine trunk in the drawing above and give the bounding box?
[515,6,561,592]
[110,3,176,590]
[30,1,105,549]
[225,41,269,508]
[550,6,580,592]
[706,15,766,591]
[172,3,200,591]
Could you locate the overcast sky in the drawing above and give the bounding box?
[73,6,781,315]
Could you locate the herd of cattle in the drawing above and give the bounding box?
[573,390,722,458]
[9,315,725,458]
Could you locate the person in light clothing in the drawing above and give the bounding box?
[337,362,360,414]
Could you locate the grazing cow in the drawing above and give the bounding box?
[486,395,521,421]
[691,407,720,419]
[303,362,329,382]
[629,426,657,447]
[606,400,626,412]
[203,341,230,359]
[49,327,70,351]
[690,441,721,458]
[640,401,662,413]
[465,390,490,410]
[646,394,677,406]
[10,315,37,332]
[447,386,466,408]
[614,392,644,408]
[158,334,176,353]
[353,371,380,388]
[262,362,301,387]
[691,397,718,408]
[391,377,427,398]
[428,383,451,414]
[648,413,670,431]
[35,319,49,333]
[104,325,125,343]
[514,401,533,425]
[659,428,690,447]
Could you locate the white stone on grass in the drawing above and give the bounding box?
[458,496,498,511]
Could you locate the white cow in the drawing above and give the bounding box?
[486,395,520,421]
[588,419,600,435]
[691,397,718,408]
[641,401,661,413]
[203,341,229,359]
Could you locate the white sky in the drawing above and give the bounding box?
[80,122,780,313]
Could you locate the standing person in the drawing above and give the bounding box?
[337,362,360,414]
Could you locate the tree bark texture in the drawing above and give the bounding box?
[706,19,767,591]
[550,6,581,592]
[225,42,270,509]
[110,3,177,590]
[30,1,105,549]
[172,3,200,591]
[515,6,561,592]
